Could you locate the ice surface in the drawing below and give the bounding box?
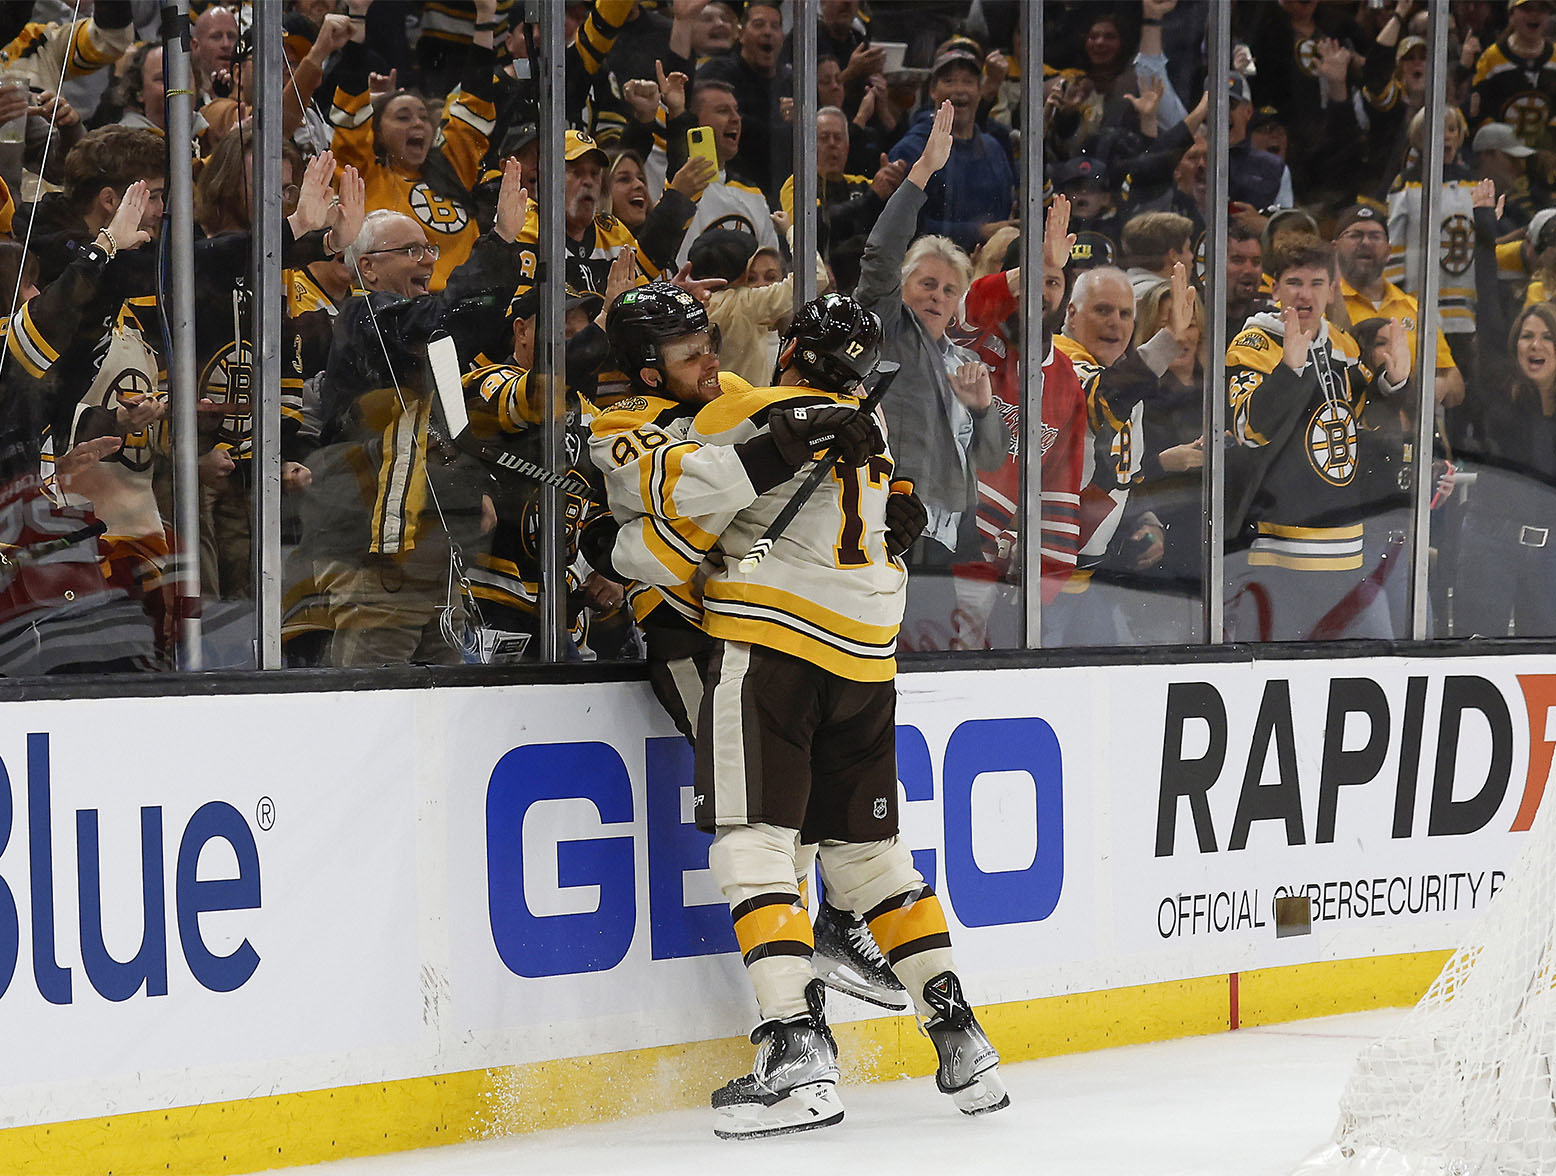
[246,1009,1405,1176]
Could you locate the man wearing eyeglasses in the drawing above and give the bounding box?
[1332,205,1463,409]
[301,161,531,667]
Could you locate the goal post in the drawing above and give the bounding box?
[1293,799,1556,1176]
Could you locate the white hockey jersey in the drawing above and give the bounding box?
[593,379,905,681]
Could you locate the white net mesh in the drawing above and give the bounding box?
[1296,801,1556,1176]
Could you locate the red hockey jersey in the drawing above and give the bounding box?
[956,273,1084,602]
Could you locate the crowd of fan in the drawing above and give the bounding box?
[0,0,1553,674]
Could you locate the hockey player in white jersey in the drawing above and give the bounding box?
[602,291,1009,1138]
[592,283,908,1011]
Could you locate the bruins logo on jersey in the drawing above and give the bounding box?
[1500,93,1550,146]
[110,367,159,473]
[1233,331,1270,352]
[518,478,589,562]
[409,181,470,235]
[1296,37,1321,78]
[1306,400,1358,485]
[1440,212,1474,276]
[478,368,521,403]
[200,339,256,446]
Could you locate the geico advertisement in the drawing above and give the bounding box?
[0,694,423,1127]
[1126,661,1549,972]
[440,672,1099,1061]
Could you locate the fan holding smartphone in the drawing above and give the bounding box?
[686,124,721,172]
[666,83,778,267]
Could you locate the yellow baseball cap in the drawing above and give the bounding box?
[564,130,609,165]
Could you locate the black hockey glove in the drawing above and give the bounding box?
[884,486,927,557]
[767,404,880,469]
[578,514,626,584]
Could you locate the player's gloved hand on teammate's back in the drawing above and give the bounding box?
[768,404,881,469]
[737,404,884,495]
[885,482,927,557]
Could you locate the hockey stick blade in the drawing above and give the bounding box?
[738,361,901,573]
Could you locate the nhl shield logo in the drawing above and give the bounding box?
[872,797,888,820]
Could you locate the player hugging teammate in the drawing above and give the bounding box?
[594,283,1009,1139]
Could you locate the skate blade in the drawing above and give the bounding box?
[713,1081,845,1140]
[813,959,908,1009]
[950,1068,1010,1117]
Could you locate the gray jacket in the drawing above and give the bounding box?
[853,181,1008,526]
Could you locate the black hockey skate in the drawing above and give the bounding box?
[712,979,844,1139]
[812,901,908,1010]
[923,971,1010,1116]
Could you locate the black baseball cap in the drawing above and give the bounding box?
[1051,156,1109,189]
[509,284,604,321]
[500,123,540,158]
[1069,231,1115,270]
[1334,204,1388,239]
[1249,105,1283,133]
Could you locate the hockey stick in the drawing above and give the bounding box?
[427,334,592,495]
[739,360,900,573]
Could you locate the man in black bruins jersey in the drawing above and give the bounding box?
[301,160,529,668]
[1225,235,1411,642]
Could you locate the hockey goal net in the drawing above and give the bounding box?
[1295,800,1556,1176]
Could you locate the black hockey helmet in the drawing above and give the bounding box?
[605,281,711,388]
[780,293,882,393]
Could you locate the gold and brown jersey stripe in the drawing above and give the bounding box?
[731,892,813,965]
[865,887,952,968]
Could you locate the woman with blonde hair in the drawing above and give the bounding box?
[602,148,712,276]
[972,223,1020,282]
